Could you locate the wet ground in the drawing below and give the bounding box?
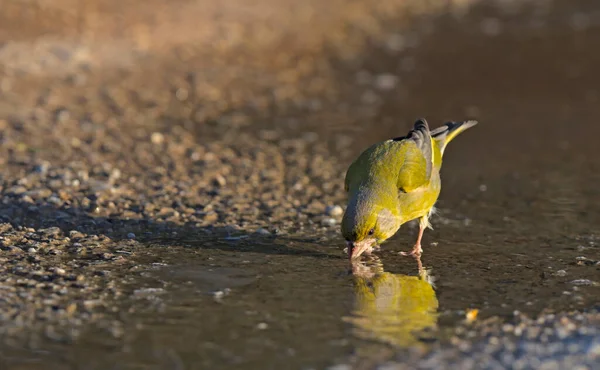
[0,0,599,369]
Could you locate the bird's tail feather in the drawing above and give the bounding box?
[430,120,478,154]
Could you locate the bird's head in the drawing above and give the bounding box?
[341,192,401,260]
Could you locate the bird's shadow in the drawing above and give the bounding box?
[0,197,340,259]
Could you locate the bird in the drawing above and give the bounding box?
[341,118,478,260]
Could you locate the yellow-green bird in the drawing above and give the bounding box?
[341,118,478,260]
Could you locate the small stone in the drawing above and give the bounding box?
[134,288,165,297]
[355,70,372,85]
[202,212,218,223]
[385,33,405,53]
[157,207,177,218]
[47,195,63,205]
[256,322,268,330]
[570,13,591,31]
[33,161,51,174]
[69,230,85,239]
[213,174,227,187]
[213,288,231,301]
[25,188,53,199]
[110,168,122,181]
[39,227,62,237]
[325,205,344,217]
[481,18,502,36]
[555,270,567,277]
[83,300,103,309]
[570,279,596,286]
[127,233,136,239]
[321,218,337,226]
[21,195,35,204]
[66,303,77,315]
[55,108,70,123]
[255,228,271,236]
[374,73,398,91]
[502,324,514,333]
[361,90,379,105]
[151,132,165,145]
[8,186,27,195]
[175,88,189,101]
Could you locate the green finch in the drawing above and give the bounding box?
[341,118,478,260]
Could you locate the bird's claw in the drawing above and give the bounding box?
[399,244,422,258]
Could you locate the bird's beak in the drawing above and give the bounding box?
[347,239,375,260]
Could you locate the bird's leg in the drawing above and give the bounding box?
[400,221,425,257]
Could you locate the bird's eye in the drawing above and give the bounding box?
[368,228,375,236]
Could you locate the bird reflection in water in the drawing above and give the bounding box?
[344,255,438,348]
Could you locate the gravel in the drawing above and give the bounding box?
[342,309,600,370]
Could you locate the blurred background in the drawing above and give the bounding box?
[0,0,598,174]
[0,0,599,369]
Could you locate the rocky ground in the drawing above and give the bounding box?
[0,0,599,369]
[342,308,600,370]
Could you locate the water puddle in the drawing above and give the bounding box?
[343,256,439,349]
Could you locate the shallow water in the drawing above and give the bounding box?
[3,1,600,369]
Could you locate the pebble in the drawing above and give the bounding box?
[569,279,596,286]
[150,132,165,145]
[374,73,399,91]
[481,18,502,36]
[47,195,63,205]
[256,322,268,330]
[385,33,406,53]
[321,218,337,226]
[325,205,344,217]
[213,288,231,301]
[33,161,51,174]
[213,174,227,187]
[255,228,271,236]
[133,288,165,297]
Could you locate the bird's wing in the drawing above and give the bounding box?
[344,119,433,193]
[394,119,433,192]
[344,167,351,192]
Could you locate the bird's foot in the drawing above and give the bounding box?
[399,243,422,258]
